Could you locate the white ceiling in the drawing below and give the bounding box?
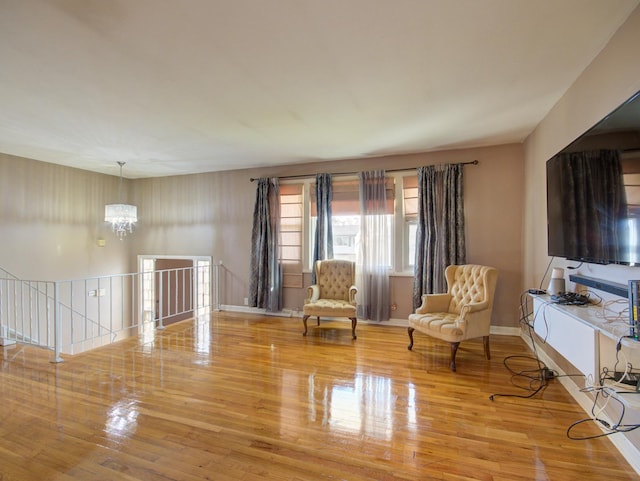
[0,0,638,179]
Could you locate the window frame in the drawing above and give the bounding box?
[279,183,304,288]
[290,171,416,276]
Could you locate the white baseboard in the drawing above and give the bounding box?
[219,305,524,335]
[220,305,409,325]
[490,325,520,336]
[220,304,295,317]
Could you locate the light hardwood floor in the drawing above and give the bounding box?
[0,312,637,480]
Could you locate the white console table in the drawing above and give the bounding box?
[531,296,640,405]
[532,297,599,379]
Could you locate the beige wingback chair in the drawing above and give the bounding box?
[408,264,498,371]
[303,259,358,339]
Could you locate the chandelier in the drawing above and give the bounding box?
[105,161,137,239]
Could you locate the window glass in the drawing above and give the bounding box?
[309,178,395,267]
[280,184,303,288]
[332,215,360,262]
[403,175,419,269]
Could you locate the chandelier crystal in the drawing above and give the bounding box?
[105,162,137,239]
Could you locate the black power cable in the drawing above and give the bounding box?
[489,292,558,401]
[567,388,640,440]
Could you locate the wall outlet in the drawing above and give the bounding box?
[243,297,248,305]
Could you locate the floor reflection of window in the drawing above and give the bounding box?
[193,315,210,355]
[331,383,362,432]
[364,376,393,440]
[407,383,417,429]
[330,374,394,440]
[105,399,139,441]
[140,308,156,346]
[308,374,316,422]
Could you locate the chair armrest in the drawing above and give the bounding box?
[461,300,489,315]
[305,285,320,303]
[415,293,451,314]
[349,285,358,305]
[456,301,492,333]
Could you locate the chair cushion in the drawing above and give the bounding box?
[408,312,464,342]
[303,299,356,317]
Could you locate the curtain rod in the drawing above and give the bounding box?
[249,159,478,182]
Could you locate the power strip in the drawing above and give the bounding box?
[613,371,640,389]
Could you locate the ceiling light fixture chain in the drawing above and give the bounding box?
[104,161,138,239]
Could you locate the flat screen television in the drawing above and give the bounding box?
[546,91,640,266]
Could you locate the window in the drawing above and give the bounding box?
[286,173,417,275]
[309,178,395,268]
[310,214,361,263]
[280,184,303,288]
[403,175,418,269]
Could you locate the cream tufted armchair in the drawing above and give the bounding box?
[408,264,498,371]
[303,259,358,339]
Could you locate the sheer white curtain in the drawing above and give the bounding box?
[357,170,390,321]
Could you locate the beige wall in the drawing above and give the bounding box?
[0,143,525,328]
[0,154,133,280]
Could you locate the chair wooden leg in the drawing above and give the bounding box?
[483,335,491,360]
[350,317,357,339]
[450,342,460,372]
[302,315,309,336]
[407,327,415,350]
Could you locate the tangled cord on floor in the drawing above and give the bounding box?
[488,355,555,401]
[490,290,583,401]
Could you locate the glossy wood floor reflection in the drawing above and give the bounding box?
[0,313,637,481]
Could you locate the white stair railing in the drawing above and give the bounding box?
[0,275,56,349]
[0,264,219,361]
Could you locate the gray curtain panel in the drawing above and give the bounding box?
[554,149,626,262]
[249,178,282,312]
[358,170,390,321]
[413,163,466,309]
[312,173,333,284]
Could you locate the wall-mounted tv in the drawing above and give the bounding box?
[547,91,640,266]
